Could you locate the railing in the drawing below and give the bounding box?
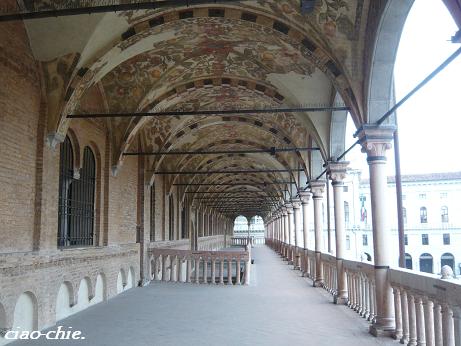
[150,248,251,285]
[390,267,461,345]
[266,238,461,345]
[231,236,265,246]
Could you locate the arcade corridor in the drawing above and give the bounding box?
[12,246,393,346]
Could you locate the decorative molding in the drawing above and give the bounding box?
[46,131,65,149]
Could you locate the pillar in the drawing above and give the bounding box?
[299,191,312,277]
[358,125,396,336]
[282,208,289,260]
[327,161,349,305]
[286,203,294,263]
[310,180,326,287]
[292,199,302,269]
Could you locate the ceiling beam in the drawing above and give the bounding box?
[124,147,319,156]
[185,190,285,194]
[154,168,303,175]
[174,182,294,186]
[68,106,349,119]
[0,0,245,21]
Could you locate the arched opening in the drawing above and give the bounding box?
[75,277,92,312]
[58,140,96,247]
[419,253,433,274]
[56,282,74,321]
[233,216,249,237]
[116,269,127,294]
[405,253,413,270]
[13,292,38,332]
[127,266,136,289]
[92,274,106,305]
[441,252,455,271]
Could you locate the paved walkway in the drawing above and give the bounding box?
[13,246,396,346]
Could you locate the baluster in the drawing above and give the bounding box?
[211,257,216,284]
[236,258,241,285]
[219,258,224,285]
[400,289,410,344]
[370,281,376,323]
[408,294,418,346]
[244,257,250,285]
[452,307,461,346]
[162,255,167,282]
[170,255,176,282]
[363,279,370,319]
[195,257,200,284]
[393,287,403,339]
[186,258,192,283]
[442,303,455,346]
[415,296,426,346]
[203,257,208,284]
[424,297,435,346]
[434,302,443,346]
[153,256,159,281]
[227,258,233,285]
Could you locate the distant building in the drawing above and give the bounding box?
[342,171,461,275]
[234,215,265,236]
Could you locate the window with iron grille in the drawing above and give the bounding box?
[150,184,155,242]
[422,234,429,245]
[58,138,95,247]
[441,206,449,223]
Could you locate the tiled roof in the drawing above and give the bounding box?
[360,172,461,185]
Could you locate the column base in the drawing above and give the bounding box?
[334,295,348,305]
[369,324,395,337]
[392,331,403,340]
[313,279,323,287]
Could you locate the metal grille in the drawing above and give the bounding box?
[58,138,95,247]
[150,184,155,242]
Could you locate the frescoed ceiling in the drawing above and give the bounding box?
[17,0,404,217]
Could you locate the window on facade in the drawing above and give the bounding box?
[441,206,449,223]
[404,234,408,246]
[58,138,95,247]
[440,192,448,199]
[419,193,426,199]
[346,235,351,250]
[402,207,407,224]
[420,207,427,223]
[443,233,450,245]
[149,184,155,242]
[362,234,368,246]
[344,201,350,224]
[402,194,406,201]
[343,186,348,193]
[422,234,429,245]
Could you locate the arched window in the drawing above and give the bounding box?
[441,253,455,271]
[441,206,448,223]
[344,201,349,224]
[149,184,155,242]
[58,140,95,247]
[419,253,433,273]
[405,253,413,270]
[420,207,427,223]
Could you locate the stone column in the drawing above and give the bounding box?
[292,199,302,269]
[282,208,289,260]
[286,203,294,263]
[327,161,349,304]
[357,125,396,336]
[299,191,312,277]
[310,180,326,287]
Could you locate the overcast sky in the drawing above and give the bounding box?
[346,0,461,177]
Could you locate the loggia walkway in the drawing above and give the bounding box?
[13,246,394,346]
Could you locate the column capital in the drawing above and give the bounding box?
[356,124,396,162]
[326,161,349,184]
[291,198,301,209]
[309,180,326,198]
[285,203,293,214]
[299,191,312,204]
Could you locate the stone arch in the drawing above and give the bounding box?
[329,93,349,159]
[366,0,414,123]
[55,281,74,321]
[65,127,81,173]
[13,292,38,332]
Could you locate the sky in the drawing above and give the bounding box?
[346,0,461,177]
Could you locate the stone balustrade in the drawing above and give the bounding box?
[389,267,461,346]
[230,236,265,246]
[150,248,251,286]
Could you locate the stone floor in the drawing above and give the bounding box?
[13,246,396,346]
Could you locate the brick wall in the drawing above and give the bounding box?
[0,20,41,253]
